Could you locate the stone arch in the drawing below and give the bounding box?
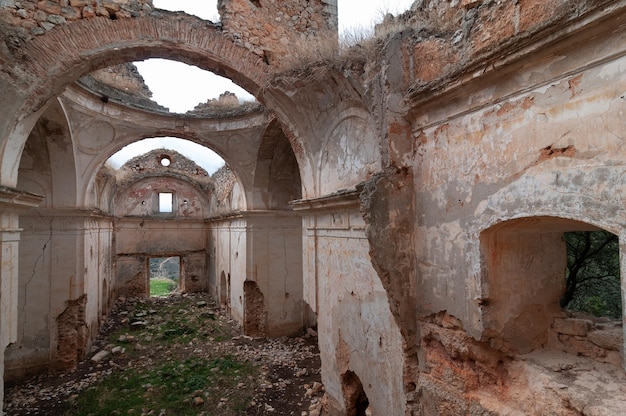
[17,98,77,207]
[0,13,269,188]
[458,164,626,341]
[81,123,262,210]
[251,118,302,209]
[261,68,374,199]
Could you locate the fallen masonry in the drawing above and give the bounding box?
[4,293,323,416]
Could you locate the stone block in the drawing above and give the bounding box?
[81,6,96,18]
[95,6,109,17]
[588,327,622,351]
[33,9,47,21]
[37,1,62,15]
[39,21,55,30]
[553,318,591,336]
[69,0,89,7]
[46,14,66,25]
[102,1,120,13]
[61,6,81,21]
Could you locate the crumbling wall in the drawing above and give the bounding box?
[293,199,407,415]
[550,316,623,366]
[394,1,626,413]
[209,218,247,324]
[115,255,147,297]
[210,165,244,214]
[88,63,152,100]
[111,149,213,219]
[244,212,304,336]
[180,252,208,293]
[217,0,337,63]
[114,219,209,295]
[0,0,153,39]
[243,280,267,337]
[54,295,88,372]
[387,0,616,96]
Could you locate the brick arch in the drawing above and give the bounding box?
[0,13,269,187]
[19,14,268,107]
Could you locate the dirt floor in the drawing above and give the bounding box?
[4,293,323,416]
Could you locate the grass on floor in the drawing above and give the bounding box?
[63,296,257,416]
[150,277,177,297]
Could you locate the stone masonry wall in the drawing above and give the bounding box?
[391,0,616,96]
[1,0,337,68]
[0,0,153,38]
[54,295,88,372]
[217,0,337,63]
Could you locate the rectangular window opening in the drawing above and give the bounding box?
[159,192,173,213]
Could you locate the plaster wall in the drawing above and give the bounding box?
[399,14,626,413]
[5,211,113,379]
[114,218,208,295]
[298,202,405,415]
[245,212,303,336]
[412,34,626,337]
[113,176,207,218]
[318,114,381,196]
[209,218,247,324]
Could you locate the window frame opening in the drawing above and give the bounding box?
[479,216,623,366]
[562,230,621,319]
[148,256,181,297]
[158,191,174,213]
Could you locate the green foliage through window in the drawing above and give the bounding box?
[149,257,180,296]
[562,231,622,319]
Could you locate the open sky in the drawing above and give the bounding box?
[108,0,415,173]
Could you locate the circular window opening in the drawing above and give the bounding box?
[160,156,171,167]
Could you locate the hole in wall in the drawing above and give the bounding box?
[342,370,370,416]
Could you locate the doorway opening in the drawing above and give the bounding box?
[149,256,180,297]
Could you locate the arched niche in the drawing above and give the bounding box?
[251,118,302,210]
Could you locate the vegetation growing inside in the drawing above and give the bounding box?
[63,295,258,415]
[562,230,622,318]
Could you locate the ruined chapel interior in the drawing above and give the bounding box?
[1,0,626,414]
